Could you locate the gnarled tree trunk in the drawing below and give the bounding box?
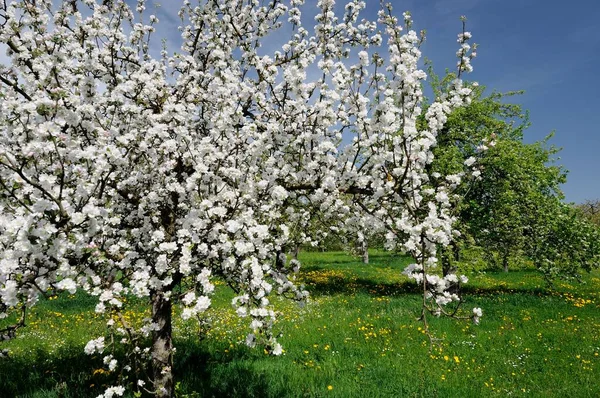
[502,252,509,273]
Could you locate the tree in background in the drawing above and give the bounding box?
[526,200,600,280]
[421,69,534,274]
[464,136,565,272]
[576,199,600,227]
[425,71,600,278]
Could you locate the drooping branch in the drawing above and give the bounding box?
[0,304,27,342]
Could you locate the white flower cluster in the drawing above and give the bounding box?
[96,386,125,398]
[403,264,468,308]
[472,307,483,325]
[84,337,105,355]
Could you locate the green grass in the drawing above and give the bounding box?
[1,250,599,397]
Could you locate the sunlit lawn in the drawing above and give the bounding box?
[1,251,599,397]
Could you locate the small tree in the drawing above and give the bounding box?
[465,136,566,272]
[576,199,600,227]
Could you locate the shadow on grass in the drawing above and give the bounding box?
[0,346,110,397]
[462,270,563,298]
[298,265,421,297]
[299,265,557,299]
[461,284,555,297]
[175,342,284,398]
[0,342,283,398]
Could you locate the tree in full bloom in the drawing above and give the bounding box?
[0,0,481,396]
[337,12,483,325]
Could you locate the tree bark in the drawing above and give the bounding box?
[453,242,460,263]
[151,291,174,397]
[361,240,369,264]
[442,242,460,277]
[441,251,451,277]
[441,243,460,295]
[502,253,509,273]
[293,244,300,260]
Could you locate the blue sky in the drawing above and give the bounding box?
[143,0,600,203]
[397,0,600,204]
[3,0,598,202]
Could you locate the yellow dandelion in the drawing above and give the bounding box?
[327,385,333,391]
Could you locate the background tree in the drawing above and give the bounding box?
[463,136,566,272]
[424,70,599,279]
[576,199,600,227]
[525,200,600,280]
[421,70,535,274]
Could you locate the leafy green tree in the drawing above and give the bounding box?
[423,70,599,278]
[526,200,600,280]
[462,136,566,272]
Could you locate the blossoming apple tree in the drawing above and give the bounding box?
[1,0,481,396]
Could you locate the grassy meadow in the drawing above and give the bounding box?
[1,251,599,397]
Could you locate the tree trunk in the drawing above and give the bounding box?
[361,240,369,264]
[502,253,509,273]
[441,246,451,277]
[452,242,460,263]
[151,291,174,397]
[293,244,300,260]
[441,243,460,294]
